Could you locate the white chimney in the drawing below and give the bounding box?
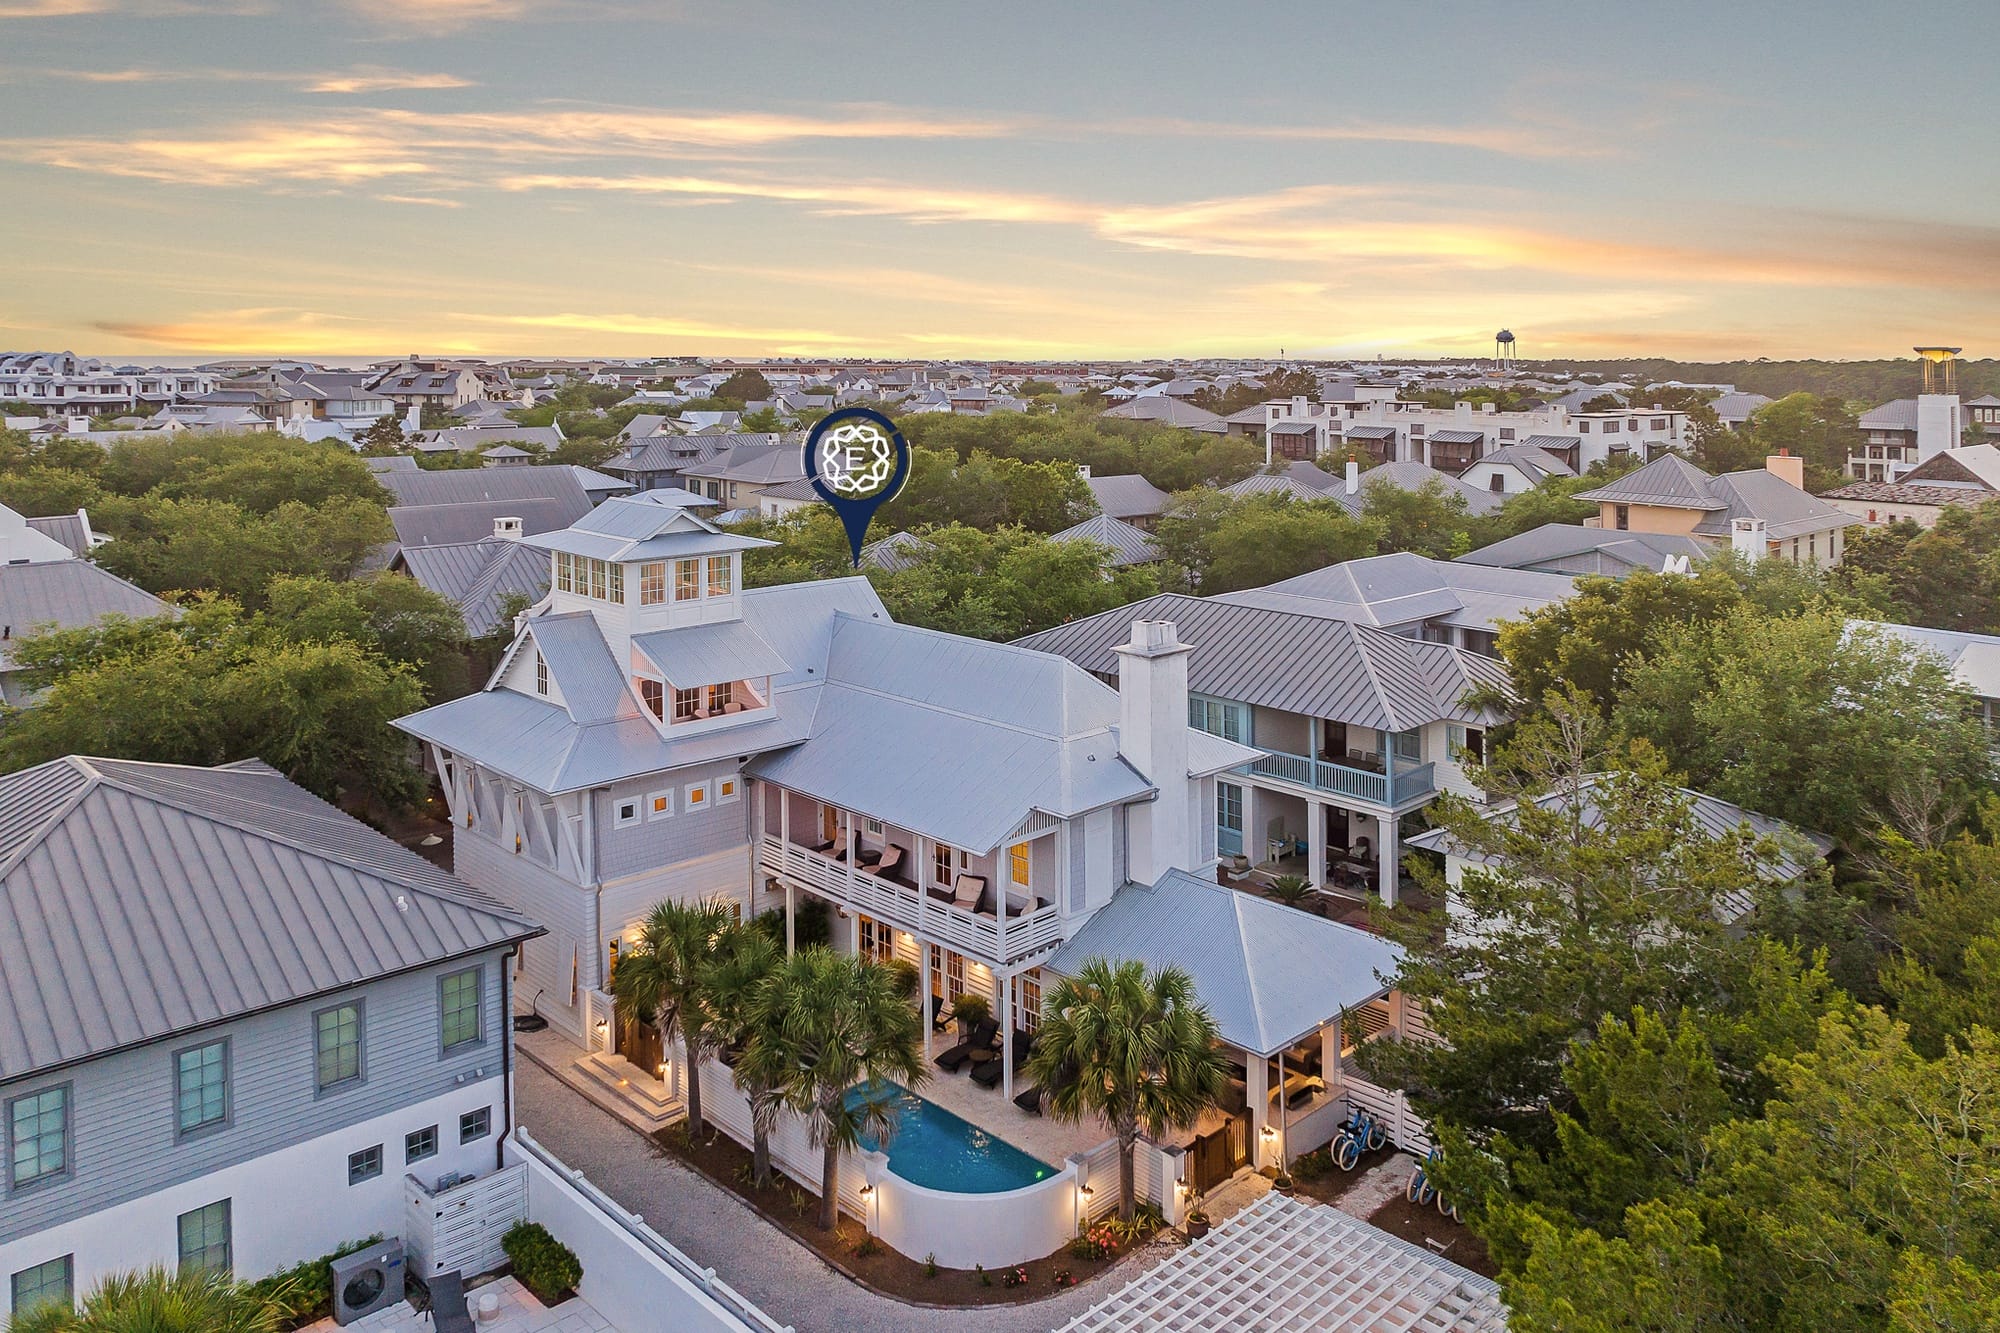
[1076,463,1092,480]
[493,516,523,540]
[403,403,421,434]
[1115,620,1195,887]
[1731,517,1768,561]
[1345,459,1360,495]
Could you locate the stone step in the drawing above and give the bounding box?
[567,1052,683,1131]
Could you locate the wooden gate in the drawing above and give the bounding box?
[1188,1109,1249,1196]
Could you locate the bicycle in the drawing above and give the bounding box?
[1330,1106,1387,1170]
[1406,1147,1440,1206]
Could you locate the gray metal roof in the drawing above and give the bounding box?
[1014,591,1505,732]
[22,513,88,556]
[1457,523,1711,576]
[1045,868,1401,1055]
[523,495,775,562]
[365,455,420,473]
[1477,443,1576,483]
[1859,619,2000,700]
[1574,453,1723,509]
[389,497,582,550]
[1427,428,1485,444]
[678,442,809,485]
[1519,433,1582,454]
[1342,424,1397,440]
[1085,473,1172,519]
[1100,398,1226,431]
[1222,551,1574,632]
[0,561,174,671]
[1859,398,1920,430]
[1700,469,1862,541]
[0,757,539,1084]
[632,618,791,687]
[1049,513,1161,566]
[861,530,929,572]
[1221,474,1331,503]
[396,538,550,636]
[381,467,596,551]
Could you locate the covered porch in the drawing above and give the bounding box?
[1224,774,1422,906]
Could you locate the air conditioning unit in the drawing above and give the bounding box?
[330,1238,405,1325]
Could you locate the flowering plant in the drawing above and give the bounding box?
[1001,1265,1030,1288]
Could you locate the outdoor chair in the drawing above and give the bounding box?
[426,1271,474,1333]
[935,1017,1000,1072]
[1012,1084,1044,1115]
[864,844,907,878]
[929,994,951,1031]
[972,1030,1034,1088]
[951,873,987,913]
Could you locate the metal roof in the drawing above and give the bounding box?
[1457,524,1710,576]
[1859,619,2000,700]
[526,612,638,722]
[22,513,89,556]
[1049,513,1161,566]
[1476,443,1576,483]
[1222,552,1574,632]
[1085,473,1172,519]
[1045,869,1402,1055]
[1427,428,1485,444]
[1342,424,1397,440]
[0,757,539,1084]
[1574,453,1724,509]
[396,538,550,637]
[389,497,582,550]
[632,618,791,688]
[0,561,173,671]
[1698,469,1862,541]
[1015,591,1503,732]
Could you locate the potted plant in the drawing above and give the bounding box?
[1185,1206,1211,1240]
[1272,1172,1296,1197]
[949,991,991,1037]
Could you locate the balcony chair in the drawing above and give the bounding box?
[972,1030,1034,1088]
[935,1017,1000,1072]
[863,843,907,879]
[950,873,987,913]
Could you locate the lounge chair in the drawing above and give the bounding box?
[928,994,951,1031]
[951,873,986,913]
[935,1017,999,1072]
[972,1030,1034,1088]
[864,844,907,878]
[1012,1084,1043,1115]
[426,1271,474,1333]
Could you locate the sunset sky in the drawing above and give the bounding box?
[2,0,1994,362]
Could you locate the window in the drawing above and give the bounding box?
[640,562,667,605]
[8,1086,68,1189]
[405,1125,438,1163]
[638,677,664,719]
[1462,628,1500,659]
[177,1200,231,1276]
[717,776,740,805]
[315,1003,362,1092]
[1019,973,1042,1035]
[175,1040,228,1137]
[672,686,701,722]
[607,561,624,602]
[933,843,956,887]
[460,1107,491,1143]
[440,967,482,1052]
[555,551,574,594]
[1498,427,1514,441]
[347,1145,383,1186]
[1392,729,1422,762]
[675,558,700,601]
[1448,724,1486,765]
[1188,695,1249,744]
[614,799,640,828]
[858,917,893,963]
[1009,842,1030,887]
[647,789,673,820]
[1489,473,1505,492]
[1578,421,1591,433]
[707,681,734,712]
[707,555,733,597]
[684,781,711,812]
[10,1256,72,1316]
[1651,417,1667,430]
[944,952,966,1001]
[1613,504,1630,530]
[534,652,549,696]
[588,558,607,600]
[1217,781,1244,857]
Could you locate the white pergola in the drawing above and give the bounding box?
[1056,1192,1507,1332]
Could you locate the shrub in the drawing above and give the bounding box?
[853,1234,882,1258]
[1292,1147,1334,1180]
[1265,875,1317,911]
[949,991,991,1031]
[501,1222,582,1305]
[923,1253,939,1279]
[1052,1267,1078,1288]
[246,1234,383,1327]
[1001,1264,1030,1288]
[1069,1224,1118,1261]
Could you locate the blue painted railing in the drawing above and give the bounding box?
[1247,750,1435,805]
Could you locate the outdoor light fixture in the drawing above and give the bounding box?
[1261,1125,1277,1139]
[859,1184,874,1197]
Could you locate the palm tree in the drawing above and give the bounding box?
[708,927,782,1187]
[741,947,927,1230]
[1025,957,1228,1222]
[612,897,736,1143]
[7,1266,293,1333]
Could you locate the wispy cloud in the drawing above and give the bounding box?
[23,65,473,91]
[307,69,476,93]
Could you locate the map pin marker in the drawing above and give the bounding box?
[801,407,913,568]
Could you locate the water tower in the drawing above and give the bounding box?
[1494,329,1517,369]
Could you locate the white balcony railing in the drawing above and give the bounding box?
[758,836,1064,965]
[1247,749,1436,806]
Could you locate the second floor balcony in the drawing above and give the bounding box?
[1245,747,1435,807]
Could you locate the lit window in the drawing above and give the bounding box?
[675,559,700,601]
[554,551,574,594]
[685,781,710,811]
[589,559,607,600]
[607,561,624,602]
[440,968,482,1052]
[647,790,673,820]
[405,1125,438,1163]
[1019,972,1042,1035]
[933,843,955,887]
[640,562,667,605]
[707,681,734,712]
[717,777,740,805]
[460,1107,491,1143]
[10,1255,72,1316]
[672,687,701,722]
[638,678,664,719]
[7,1086,68,1188]
[175,1040,228,1136]
[315,1004,362,1092]
[176,1200,231,1276]
[535,653,549,696]
[707,555,733,597]
[347,1145,383,1186]
[1009,842,1030,887]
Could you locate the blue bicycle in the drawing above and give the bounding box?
[1330,1106,1387,1170]
[1406,1147,1462,1220]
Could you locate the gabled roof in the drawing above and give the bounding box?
[1100,397,1226,431]
[1476,443,1575,484]
[0,757,539,1083]
[1085,473,1172,519]
[677,439,809,485]
[1,561,174,672]
[1049,513,1161,566]
[1859,398,1920,430]
[1220,551,1575,632]
[396,537,551,637]
[861,529,929,572]
[1702,469,1861,540]
[1457,523,1710,577]
[1015,591,1508,732]
[1045,868,1401,1055]
[1574,453,1723,509]
[22,512,91,556]
[1901,444,2000,490]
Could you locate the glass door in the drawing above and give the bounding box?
[1217,781,1245,858]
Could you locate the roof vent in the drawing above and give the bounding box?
[494,516,523,540]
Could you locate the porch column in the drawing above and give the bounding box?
[1378,814,1400,906]
[848,908,861,957]
[1246,1051,1269,1165]
[920,941,934,1060]
[845,813,857,898]
[1306,798,1327,889]
[1322,1021,1341,1096]
[997,974,1014,1102]
[996,850,1009,957]
[783,879,795,954]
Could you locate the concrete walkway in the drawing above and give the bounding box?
[514,1054,1120,1333]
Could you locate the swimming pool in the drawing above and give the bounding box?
[845,1082,1057,1194]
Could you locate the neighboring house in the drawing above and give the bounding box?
[1048,513,1161,567]
[1083,473,1172,530]
[1247,393,1686,474]
[1711,391,1773,432]
[1456,523,1712,578]
[1824,443,2000,528]
[860,530,929,572]
[1573,452,1859,569]
[410,426,564,457]
[0,353,217,413]
[1861,620,2000,739]
[603,432,795,495]
[374,467,604,562]
[18,509,103,558]
[1018,552,1575,901]
[753,476,822,518]
[676,441,809,508]
[0,504,171,706]
[370,365,486,410]
[1100,398,1227,433]
[391,497,1256,1122]
[1225,459,1503,517]
[0,757,540,1319]
[1459,442,1577,495]
[393,533,553,638]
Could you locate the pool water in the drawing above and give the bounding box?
[845,1081,1057,1194]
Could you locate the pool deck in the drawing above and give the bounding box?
[916,1056,1109,1167]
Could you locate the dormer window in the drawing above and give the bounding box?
[707,682,733,712]
[535,652,549,696]
[638,678,664,719]
[672,686,701,721]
